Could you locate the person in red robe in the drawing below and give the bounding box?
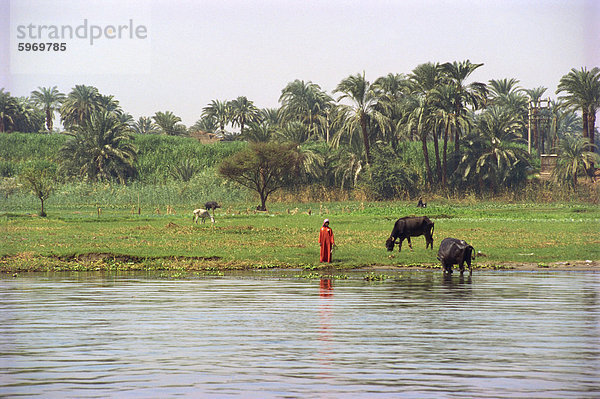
[319,219,335,263]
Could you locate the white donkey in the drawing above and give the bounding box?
[193,208,215,224]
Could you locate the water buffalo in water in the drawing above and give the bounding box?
[437,237,474,275]
[385,216,434,252]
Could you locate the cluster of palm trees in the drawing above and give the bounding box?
[190,63,599,191]
[1,62,598,191]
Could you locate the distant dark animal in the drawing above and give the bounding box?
[437,237,474,275]
[204,201,221,211]
[417,198,427,208]
[193,208,214,224]
[385,216,434,252]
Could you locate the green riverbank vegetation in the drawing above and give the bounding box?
[1,63,599,273]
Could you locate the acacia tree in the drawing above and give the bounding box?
[19,163,56,217]
[218,142,302,211]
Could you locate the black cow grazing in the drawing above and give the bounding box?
[437,237,474,275]
[385,216,434,252]
[204,201,221,211]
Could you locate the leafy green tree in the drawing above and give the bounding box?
[557,67,600,152]
[19,162,57,217]
[229,96,260,134]
[153,111,187,136]
[218,142,302,211]
[60,111,137,183]
[60,85,101,128]
[552,134,599,188]
[31,86,65,132]
[366,144,417,199]
[334,72,388,165]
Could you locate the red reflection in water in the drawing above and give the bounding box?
[318,278,334,375]
[320,278,333,297]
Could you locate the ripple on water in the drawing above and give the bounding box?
[1,272,599,398]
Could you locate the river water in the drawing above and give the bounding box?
[1,271,599,398]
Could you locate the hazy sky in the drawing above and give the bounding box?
[2,0,599,126]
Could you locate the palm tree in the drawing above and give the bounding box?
[133,116,160,135]
[30,86,65,132]
[202,100,230,133]
[373,73,409,147]
[13,97,44,133]
[260,108,281,128]
[430,83,466,187]
[552,134,599,188]
[60,85,101,128]
[0,89,18,132]
[273,121,310,144]
[279,80,333,141]
[456,106,530,192]
[242,121,273,143]
[441,60,488,153]
[557,67,600,153]
[189,116,217,134]
[229,96,260,134]
[153,111,186,135]
[60,111,137,183]
[334,72,388,165]
[407,63,445,183]
[488,78,522,99]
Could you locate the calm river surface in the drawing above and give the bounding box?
[1,271,599,398]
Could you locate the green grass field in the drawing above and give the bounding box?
[1,201,599,273]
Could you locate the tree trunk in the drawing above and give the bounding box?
[434,125,442,183]
[46,108,53,132]
[588,112,596,153]
[40,198,47,217]
[454,124,460,154]
[442,118,449,188]
[533,107,539,150]
[582,109,589,139]
[360,113,370,166]
[421,132,434,186]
